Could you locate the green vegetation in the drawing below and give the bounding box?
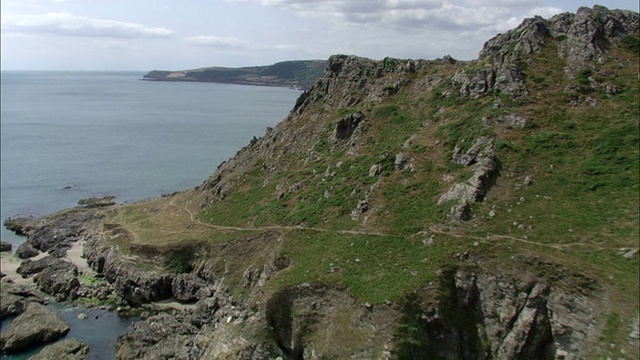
[621,35,640,53]
[114,26,639,357]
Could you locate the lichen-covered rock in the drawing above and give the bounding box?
[438,137,499,221]
[28,338,90,360]
[0,302,70,353]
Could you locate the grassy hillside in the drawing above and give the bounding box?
[110,7,638,357]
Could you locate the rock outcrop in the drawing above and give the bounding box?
[0,302,70,353]
[0,278,45,320]
[28,338,90,360]
[15,242,39,259]
[396,259,598,359]
[438,137,499,222]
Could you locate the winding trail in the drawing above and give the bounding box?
[168,199,610,251]
[169,198,388,237]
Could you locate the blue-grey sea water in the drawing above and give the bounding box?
[1,71,300,246]
[0,71,301,359]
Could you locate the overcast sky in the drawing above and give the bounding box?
[1,0,637,71]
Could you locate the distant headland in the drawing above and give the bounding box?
[142,60,326,90]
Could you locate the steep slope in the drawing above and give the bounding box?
[7,5,638,360]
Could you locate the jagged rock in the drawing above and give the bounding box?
[77,196,116,208]
[17,256,76,278]
[83,232,175,305]
[200,323,279,359]
[451,136,494,166]
[27,208,103,254]
[394,153,410,170]
[448,202,471,222]
[171,273,210,303]
[15,242,39,259]
[350,199,369,220]
[0,278,44,320]
[242,266,262,289]
[500,113,528,128]
[495,283,554,359]
[334,111,365,140]
[28,338,89,360]
[0,302,70,353]
[266,284,397,359]
[368,164,382,177]
[0,241,12,252]
[439,138,499,221]
[33,260,80,301]
[3,217,35,236]
[115,312,200,360]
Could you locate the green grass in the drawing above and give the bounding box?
[271,230,460,303]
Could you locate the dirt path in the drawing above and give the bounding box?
[169,199,388,237]
[166,198,613,252]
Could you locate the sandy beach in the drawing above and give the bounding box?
[0,240,95,287]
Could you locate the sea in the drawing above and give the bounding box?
[0,70,301,359]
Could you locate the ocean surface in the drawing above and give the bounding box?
[0,70,301,359]
[0,71,301,246]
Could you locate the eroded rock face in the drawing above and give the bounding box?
[0,302,70,353]
[266,284,398,359]
[334,111,365,141]
[29,338,90,360]
[171,273,211,303]
[397,262,598,360]
[84,230,175,305]
[438,137,499,222]
[116,312,203,360]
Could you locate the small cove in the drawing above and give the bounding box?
[0,70,301,357]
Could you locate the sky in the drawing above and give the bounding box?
[1,0,638,71]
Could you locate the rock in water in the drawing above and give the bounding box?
[0,302,70,352]
[28,338,90,360]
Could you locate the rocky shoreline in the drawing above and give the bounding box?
[1,196,271,358]
[2,195,614,359]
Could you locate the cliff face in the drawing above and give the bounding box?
[5,5,638,360]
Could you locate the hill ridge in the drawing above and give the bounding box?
[4,5,638,359]
[142,59,326,90]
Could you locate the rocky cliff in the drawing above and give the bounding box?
[4,5,639,360]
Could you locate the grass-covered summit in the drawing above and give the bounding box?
[101,5,639,359]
